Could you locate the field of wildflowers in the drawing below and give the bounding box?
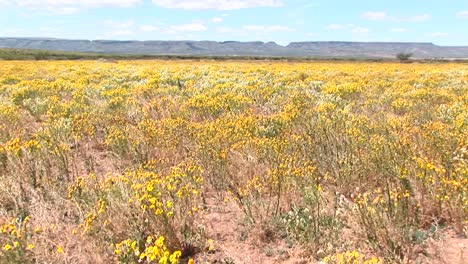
[0,60,466,263]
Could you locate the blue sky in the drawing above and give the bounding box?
[1,0,467,45]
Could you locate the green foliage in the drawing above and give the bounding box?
[396,52,413,61]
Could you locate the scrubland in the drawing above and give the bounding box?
[0,60,466,263]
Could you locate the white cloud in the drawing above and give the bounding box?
[17,0,141,7]
[52,7,79,14]
[456,11,468,18]
[138,22,208,34]
[39,26,61,32]
[101,29,134,39]
[140,25,160,32]
[390,28,406,32]
[1,28,27,37]
[404,14,431,22]
[151,0,282,10]
[169,22,207,32]
[326,24,369,35]
[361,11,431,22]
[351,27,369,34]
[100,20,135,38]
[109,30,134,36]
[425,32,449,37]
[215,24,294,37]
[211,17,223,23]
[361,11,388,21]
[10,0,141,14]
[326,24,344,30]
[216,27,234,33]
[243,25,294,32]
[104,20,134,28]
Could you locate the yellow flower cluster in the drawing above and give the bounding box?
[0,60,466,263]
[0,216,37,261]
[130,162,203,217]
[322,250,382,264]
[114,236,181,264]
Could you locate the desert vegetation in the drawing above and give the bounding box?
[0,60,466,263]
[396,52,413,62]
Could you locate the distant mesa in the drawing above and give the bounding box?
[0,37,467,59]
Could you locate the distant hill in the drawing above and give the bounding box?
[1,37,468,59]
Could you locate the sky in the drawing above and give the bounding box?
[0,0,467,46]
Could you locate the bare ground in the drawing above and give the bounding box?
[195,192,311,264]
[194,192,466,264]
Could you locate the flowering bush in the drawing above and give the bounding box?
[0,60,466,263]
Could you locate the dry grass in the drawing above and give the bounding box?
[0,60,466,263]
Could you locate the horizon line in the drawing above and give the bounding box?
[0,36,452,47]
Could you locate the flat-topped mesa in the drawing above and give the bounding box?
[288,41,435,46]
[0,38,466,58]
[287,41,437,50]
[285,42,444,58]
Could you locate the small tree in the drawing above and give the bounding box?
[396,52,413,62]
[34,51,50,60]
